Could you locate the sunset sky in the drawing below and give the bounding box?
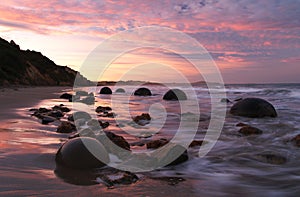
[0,0,299,83]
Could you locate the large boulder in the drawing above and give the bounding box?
[134,87,152,96]
[230,98,277,118]
[163,89,187,101]
[68,111,92,122]
[55,137,109,169]
[99,87,112,94]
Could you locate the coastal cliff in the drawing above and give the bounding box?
[0,37,91,86]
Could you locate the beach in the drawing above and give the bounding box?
[0,84,300,196]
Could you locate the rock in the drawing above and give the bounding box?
[69,128,96,139]
[97,131,130,158]
[115,88,125,93]
[47,110,64,118]
[75,90,89,96]
[87,119,101,127]
[189,140,204,147]
[146,138,169,149]
[155,144,188,166]
[100,87,112,94]
[79,95,95,105]
[69,94,80,102]
[133,113,151,126]
[69,111,92,122]
[256,153,287,165]
[52,105,70,112]
[220,98,231,103]
[37,107,51,113]
[74,118,86,127]
[291,134,300,147]
[163,89,187,101]
[104,131,130,151]
[95,106,112,113]
[57,121,76,133]
[55,137,109,169]
[236,122,249,127]
[41,115,57,124]
[134,87,152,96]
[230,98,277,118]
[238,126,263,136]
[60,93,73,100]
[100,121,110,129]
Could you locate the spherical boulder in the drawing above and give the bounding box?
[163,89,187,101]
[230,98,277,118]
[56,137,110,169]
[99,87,112,94]
[115,88,125,93]
[134,87,152,96]
[60,93,73,100]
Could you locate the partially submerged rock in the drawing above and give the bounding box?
[134,87,152,96]
[163,89,187,101]
[146,138,169,149]
[238,126,263,136]
[56,137,110,169]
[230,98,277,118]
[68,111,92,122]
[99,87,112,94]
[291,134,300,147]
[133,113,151,126]
[115,88,125,93]
[60,93,73,100]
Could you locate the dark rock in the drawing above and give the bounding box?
[70,111,92,122]
[256,153,287,165]
[230,98,277,118]
[47,110,64,118]
[104,131,130,151]
[155,144,188,166]
[100,87,112,94]
[75,90,89,96]
[163,89,187,101]
[291,134,300,147]
[69,128,96,139]
[57,121,76,133]
[79,95,95,105]
[134,87,152,96]
[69,95,80,102]
[37,107,51,113]
[220,98,231,103]
[52,105,70,112]
[95,106,112,113]
[236,122,249,127]
[100,121,110,129]
[133,113,151,126]
[74,118,86,127]
[97,131,130,158]
[87,119,101,127]
[55,137,109,169]
[41,115,57,124]
[189,140,204,147]
[115,88,125,93]
[238,126,263,136]
[60,93,73,100]
[146,138,169,149]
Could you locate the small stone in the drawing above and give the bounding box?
[238,126,263,136]
[57,121,76,133]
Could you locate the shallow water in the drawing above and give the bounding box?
[1,83,300,196]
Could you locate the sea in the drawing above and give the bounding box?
[1,83,300,196]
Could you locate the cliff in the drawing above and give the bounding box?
[0,37,91,86]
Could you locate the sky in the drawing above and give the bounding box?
[0,0,299,84]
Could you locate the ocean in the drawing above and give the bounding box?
[1,83,300,196]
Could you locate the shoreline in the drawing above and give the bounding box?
[0,86,72,123]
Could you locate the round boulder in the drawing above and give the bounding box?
[56,137,110,169]
[99,87,112,94]
[134,87,152,96]
[163,89,187,101]
[230,98,277,118]
[115,88,125,93]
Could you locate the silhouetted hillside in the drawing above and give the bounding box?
[0,37,91,86]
